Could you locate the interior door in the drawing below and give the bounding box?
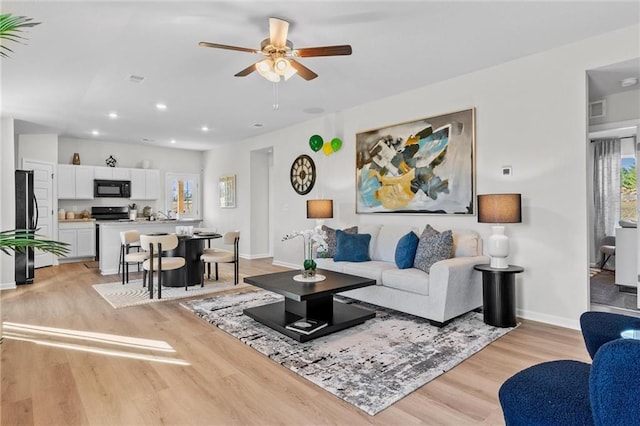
[22,160,54,268]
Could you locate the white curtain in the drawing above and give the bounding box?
[593,138,621,261]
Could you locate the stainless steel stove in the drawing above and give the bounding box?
[92,206,131,260]
[91,206,130,221]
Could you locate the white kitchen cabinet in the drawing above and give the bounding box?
[57,164,94,199]
[58,221,96,260]
[130,169,160,200]
[94,166,131,180]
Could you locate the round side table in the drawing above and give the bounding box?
[474,264,524,327]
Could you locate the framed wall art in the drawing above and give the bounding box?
[356,108,475,214]
[219,174,236,208]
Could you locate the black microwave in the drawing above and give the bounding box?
[94,179,131,198]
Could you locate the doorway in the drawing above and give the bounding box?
[22,159,54,268]
[587,58,640,314]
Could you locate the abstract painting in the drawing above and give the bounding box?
[356,108,475,214]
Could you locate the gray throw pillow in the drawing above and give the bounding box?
[414,224,453,273]
[321,225,358,258]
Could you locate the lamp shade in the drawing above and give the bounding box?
[307,199,333,219]
[477,194,522,223]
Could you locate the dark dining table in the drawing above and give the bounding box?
[159,233,222,287]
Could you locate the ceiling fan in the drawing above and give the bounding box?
[199,17,352,82]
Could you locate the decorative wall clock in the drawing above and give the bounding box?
[290,154,316,195]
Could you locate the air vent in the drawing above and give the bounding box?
[589,100,606,118]
[128,74,145,84]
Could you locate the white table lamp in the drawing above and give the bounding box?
[477,193,522,269]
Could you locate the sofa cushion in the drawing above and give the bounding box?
[343,261,397,285]
[314,257,345,273]
[382,267,430,295]
[453,230,480,257]
[320,225,358,258]
[414,224,454,273]
[334,230,371,262]
[372,225,418,262]
[395,231,419,269]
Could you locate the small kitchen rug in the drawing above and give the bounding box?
[182,291,517,416]
[93,273,249,309]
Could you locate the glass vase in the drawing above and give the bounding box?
[302,238,316,278]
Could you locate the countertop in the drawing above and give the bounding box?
[59,218,96,222]
[96,219,201,225]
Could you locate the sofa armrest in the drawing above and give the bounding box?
[427,255,490,321]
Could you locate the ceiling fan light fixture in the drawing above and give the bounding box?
[256,58,281,83]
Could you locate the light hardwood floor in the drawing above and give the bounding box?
[1,259,591,425]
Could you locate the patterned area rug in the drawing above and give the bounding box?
[93,274,249,309]
[182,291,516,415]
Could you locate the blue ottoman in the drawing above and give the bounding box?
[499,360,593,426]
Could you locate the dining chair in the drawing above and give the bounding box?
[140,234,186,299]
[119,230,149,285]
[201,231,240,285]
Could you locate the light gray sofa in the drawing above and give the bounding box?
[315,224,489,326]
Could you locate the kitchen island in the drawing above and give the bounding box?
[98,219,201,275]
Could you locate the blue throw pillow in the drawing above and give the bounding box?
[395,231,419,269]
[334,230,371,262]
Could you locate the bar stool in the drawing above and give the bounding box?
[140,234,186,299]
[119,230,148,285]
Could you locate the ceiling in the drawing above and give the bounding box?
[2,1,639,151]
[588,57,640,102]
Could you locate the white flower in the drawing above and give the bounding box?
[282,225,327,258]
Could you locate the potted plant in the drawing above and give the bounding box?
[0,229,69,256]
[0,13,41,58]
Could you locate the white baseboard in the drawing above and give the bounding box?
[243,253,272,260]
[272,260,297,270]
[517,308,580,330]
[1,281,17,291]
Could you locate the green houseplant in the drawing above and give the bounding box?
[0,13,41,58]
[0,229,69,257]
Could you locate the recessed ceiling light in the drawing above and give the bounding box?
[108,112,118,119]
[252,123,263,128]
[201,126,209,132]
[156,103,167,110]
[170,139,176,144]
[621,77,638,87]
[128,74,145,84]
[91,130,100,136]
[142,138,155,142]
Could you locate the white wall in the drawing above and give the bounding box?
[590,89,640,126]
[249,149,271,258]
[58,138,204,214]
[203,24,640,329]
[1,118,17,288]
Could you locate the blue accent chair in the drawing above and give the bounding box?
[498,312,640,425]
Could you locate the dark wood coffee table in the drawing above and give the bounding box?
[243,269,376,342]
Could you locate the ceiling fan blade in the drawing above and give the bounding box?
[199,42,258,54]
[269,17,289,48]
[289,59,318,81]
[295,45,353,58]
[234,63,257,77]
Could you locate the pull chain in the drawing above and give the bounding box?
[272,82,279,111]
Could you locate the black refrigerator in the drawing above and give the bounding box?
[15,169,36,285]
